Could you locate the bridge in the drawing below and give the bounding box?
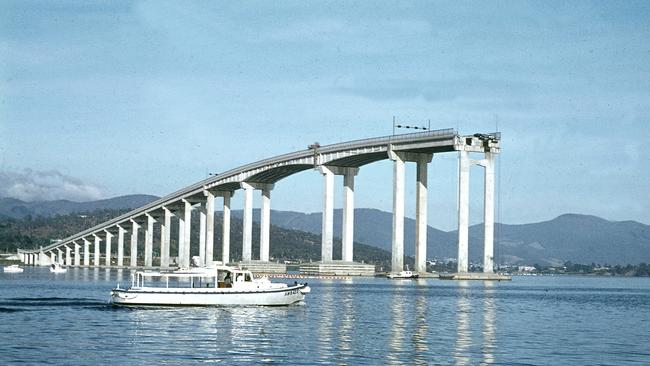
[18,129,500,276]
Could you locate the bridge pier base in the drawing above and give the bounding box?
[300,261,375,276]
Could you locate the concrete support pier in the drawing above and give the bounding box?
[74,242,80,266]
[415,154,432,273]
[342,169,358,262]
[483,152,495,273]
[205,191,215,265]
[320,166,334,263]
[457,150,470,273]
[390,152,405,273]
[104,231,113,266]
[130,220,139,268]
[93,234,101,267]
[57,248,64,265]
[83,238,90,266]
[65,246,72,266]
[198,203,206,266]
[179,199,192,268]
[259,185,273,262]
[144,214,154,267]
[241,183,254,262]
[117,226,125,267]
[160,208,171,268]
[222,192,232,264]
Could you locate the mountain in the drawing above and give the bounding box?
[234,209,650,266]
[478,214,650,266]
[0,194,159,219]
[3,195,649,265]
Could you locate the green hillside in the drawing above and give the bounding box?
[0,209,396,269]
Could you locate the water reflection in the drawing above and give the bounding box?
[454,281,471,366]
[453,281,498,365]
[411,284,429,365]
[387,281,406,365]
[338,279,354,361]
[481,282,496,365]
[72,267,80,281]
[116,268,124,284]
[317,281,334,363]
[93,268,99,281]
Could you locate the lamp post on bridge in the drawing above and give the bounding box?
[392,116,431,135]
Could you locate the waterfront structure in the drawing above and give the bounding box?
[17,130,500,276]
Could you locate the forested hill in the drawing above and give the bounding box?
[0,209,393,269]
[0,194,158,219]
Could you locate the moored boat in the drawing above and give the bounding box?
[387,270,419,279]
[110,265,310,306]
[3,264,24,273]
[50,263,67,273]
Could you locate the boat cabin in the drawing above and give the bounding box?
[130,266,255,289]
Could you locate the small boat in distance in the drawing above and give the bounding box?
[3,264,24,273]
[387,265,420,279]
[50,263,67,273]
[110,265,311,306]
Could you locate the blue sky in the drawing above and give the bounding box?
[1,1,649,230]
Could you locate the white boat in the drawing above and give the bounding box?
[50,263,67,273]
[3,264,24,273]
[110,265,311,306]
[387,270,419,279]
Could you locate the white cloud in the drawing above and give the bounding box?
[0,169,104,202]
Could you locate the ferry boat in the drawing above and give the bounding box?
[50,263,67,273]
[3,264,24,273]
[110,265,311,306]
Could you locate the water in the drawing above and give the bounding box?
[1,268,650,365]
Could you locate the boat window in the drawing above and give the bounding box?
[245,273,252,282]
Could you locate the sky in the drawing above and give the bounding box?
[1,1,649,230]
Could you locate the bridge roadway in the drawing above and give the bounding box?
[18,129,500,275]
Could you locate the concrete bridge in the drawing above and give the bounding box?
[18,129,500,276]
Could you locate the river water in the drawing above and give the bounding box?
[1,267,649,365]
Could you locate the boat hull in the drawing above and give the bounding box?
[3,266,24,273]
[111,284,308,306]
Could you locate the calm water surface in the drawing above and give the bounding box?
[1,267,649,365]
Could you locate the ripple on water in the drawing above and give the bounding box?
[1,270,650,365]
